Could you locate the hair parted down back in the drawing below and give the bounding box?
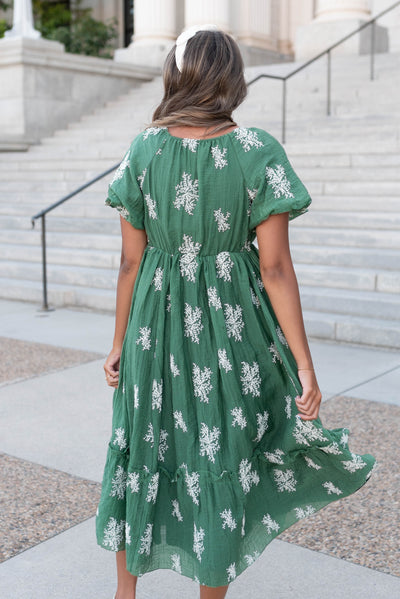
[151,30,247,135]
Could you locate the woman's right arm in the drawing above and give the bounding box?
[256,212,322,420]
[104,216,148,388]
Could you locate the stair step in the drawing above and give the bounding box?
[291,244,400,270]
[290,226,400,249]
[291,211,400,230]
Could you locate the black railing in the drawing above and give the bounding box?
[31,0,400,311]
[247,0,400,144]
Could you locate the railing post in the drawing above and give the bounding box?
[327,49,332,116]
[40,214,49,311]
[370,19,376,81]
[282,78,287,144]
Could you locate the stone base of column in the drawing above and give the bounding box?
[295,19,389,61]
[238,43,292,67]
[114,40,175,71]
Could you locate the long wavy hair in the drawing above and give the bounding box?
[150,30,247,135]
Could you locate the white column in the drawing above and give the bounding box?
[5,0,41,39]
[184,0,230,31]
[315,0,371,21]
[114,0,177,69]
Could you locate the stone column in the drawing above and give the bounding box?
[295,0,388,59]
[114,0,177,70]
[5,0,41,39]
[184,0,230,31]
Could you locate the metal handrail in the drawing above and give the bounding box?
[30,0,400,311]
[247,0,400,143]
[31,163,119,310]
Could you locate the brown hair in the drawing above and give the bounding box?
[150,30,247,134]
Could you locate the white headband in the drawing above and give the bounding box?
[175,24,219,73]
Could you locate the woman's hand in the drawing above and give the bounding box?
[295,370,322,420]
[104,349,121,388]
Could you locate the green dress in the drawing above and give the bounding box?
[95,126,377,587]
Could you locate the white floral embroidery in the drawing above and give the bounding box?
[341,453,367,473]
[145,194,158,220]
[138,523,153,555]
[171,553,182,573]
[207,286,222,310]
[136,326,151,350]
[241,239,252,252]
[127,472,140,493]
[216,252,234,281]
[166,293,172,312]
[103,517,125,551]
[137,168,147,189]
[320,442,343,455]
[171,499,183,521]
[293,419,328,446]
[218,348,232,373]
[238,458,260,494]
[179,234,202,282]
[254,410,269,443]
[269,342,283,364]
[134,384,140,409]
[295,505,316,519]
[158,429,169,462]
[193,523,205,562]
[322,481,343,495]
[220,508,237,531]
[266,164,294,200]
[264,449,285,465]
[143,127,166,140]
[199,422,221,463]
[110,151,130,185]
[276,325,289,347]
[146,472,159,504]
[244,551,260,566]
[256,276,264,291]
[152,379,163,412]
[173,410,188,432]
[224,303,244,342]
[143,422,154,447]
[182,138,199,152]
[273,468,297,493]
[110,204,129,220]
[284,395,292,419]
[340,430,349,447]
[231,407,247,430]
[125,522,132,545]
[113,427,127,451]
[214,208,231,232]
[304,455,322,470]
[152,267,163,291]
[247,188,257,215]
[170,354,180,377]
[181,463,201,505]
[235,128,264,152]
[262,513,280,535]
[366,461,379,480]
[174,172,199,215]
[184,303,204,344]
[241,361,261,397]
[250,287,260,308]
[211,145,228,169]
[227,563,236,582]
[110,465,127,500]
[192,363,213,403]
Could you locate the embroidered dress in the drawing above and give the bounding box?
[96,127,377,586]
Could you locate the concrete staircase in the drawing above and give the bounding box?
[0,52,399,348]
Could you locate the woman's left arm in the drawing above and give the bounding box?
[104,216,147,388]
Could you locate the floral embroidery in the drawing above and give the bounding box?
[284,395,292,419]
[134,384,140,408]
[152,267,163,291]
[294,505,316,519]
[320,442,343,455]
[145,472,159,504]
[136,326,151,350]
[250,287,260,308]
[276,325,289,347]
[171,499,183,521]
[231,407,247,430]
[234,128,264,152]
[143,127,166,140]
[262,513,280,534]
[211,146,228,169]
[220,508,237,531]
[137,168,147,189]
[341,453,367,473]
[266,164,294,200]
[158,429,169,462]
[182,138,199,152]
[173,410,188,432]
[125,523,132,545]
[184,303,204,344]
[178,234,202,282]
[241,361,261,397]
[227,563,236,582]
[322,481,343,495]
[192,363,213,403]
[110,465,127,500]
[180,462,201,505]
[143,422,154,447]
[151,379,163,412]
[269,342,282,364]
[174,172,199,214]
[218,348,232,373]
[304,455,322,470]
[170,354,180,377]
[216,252,234,282]
[224,303,244,342]
[253,410,269,443]
[103,517,125,551]
[127,472,140,493]
[171,553,182,573]
[247,188,257,215]
[138,523,153,555]
[238,458,260,494]
[207,286,222,310]
[110,151,130,185]
[214,208,231,232]
[292,419,328,446]
[113,427,127,450]
[193,523,205,562]
[199,422,221,463]
[145,194,158,219]
[264,449,285,465]
[273,468,297,493]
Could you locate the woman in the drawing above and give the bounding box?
[96,26,376,599]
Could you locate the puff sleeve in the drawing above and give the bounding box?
[249,134,312,231]
[105,141,145,230]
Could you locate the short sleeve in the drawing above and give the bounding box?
[249,134,312,231]
[105,143,145,230]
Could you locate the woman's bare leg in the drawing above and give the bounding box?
[200,584,229,599]
[115,550,137,599]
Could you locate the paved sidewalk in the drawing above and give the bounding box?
[0,299,399,599]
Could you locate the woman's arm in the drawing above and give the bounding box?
[104,216,148,388]
[256,212,322,420]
